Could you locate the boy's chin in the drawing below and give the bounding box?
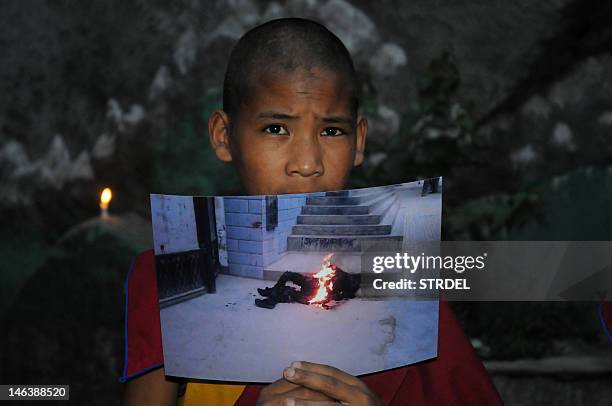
[276,182,349,195]
[247,183,347,196]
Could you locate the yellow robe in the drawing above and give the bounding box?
[178,383,246,406]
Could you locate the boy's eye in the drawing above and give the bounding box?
[264,125,289,135]
[321,127,345,137]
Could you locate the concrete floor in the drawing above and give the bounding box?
[392,186,442,241]
[160,274,439,382]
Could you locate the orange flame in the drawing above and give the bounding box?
[308,253,336,305]
[100,187,112,210]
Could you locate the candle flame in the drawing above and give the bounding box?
[100,187,112,209]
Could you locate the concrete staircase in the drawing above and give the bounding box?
[287,188,403,252]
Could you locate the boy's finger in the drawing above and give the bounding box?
[288,361,366,389]
[262,378,300,396]
[284,387,333,401]
[258,381,318,406]
[283,367,355,402]
[287,400,340,406]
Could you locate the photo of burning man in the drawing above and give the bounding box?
[150,179,442,382]
[255,253,361,309]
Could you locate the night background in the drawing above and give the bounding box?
[1,0,611,404]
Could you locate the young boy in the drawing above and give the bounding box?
[122,18,502,405]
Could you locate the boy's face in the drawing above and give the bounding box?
[209,67,367,195]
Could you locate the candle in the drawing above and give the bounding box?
[100,187,112,218]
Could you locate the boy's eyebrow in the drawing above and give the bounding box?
[258,112,354,125]
[322,115,354,124]
[258,112,299,120]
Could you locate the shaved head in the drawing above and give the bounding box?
[223,18,360,120]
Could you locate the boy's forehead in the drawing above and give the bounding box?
[243,68,355,116]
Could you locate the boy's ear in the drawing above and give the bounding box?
[353,114,368,167]
[208,110,233,162]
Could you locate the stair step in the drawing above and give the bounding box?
[292,224,392,236]
[325,190,350,197]
[306,196,361,205]
[348,185,397,197]
[364,192,393,211]
[287,235,403,252]
[297,214,382,225]
[301,205,369,215]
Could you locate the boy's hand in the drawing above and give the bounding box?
[256,377,334,406]
[281,361,383,406]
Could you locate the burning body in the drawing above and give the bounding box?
[255,255,361,309]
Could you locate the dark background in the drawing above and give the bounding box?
[1,0,611,404]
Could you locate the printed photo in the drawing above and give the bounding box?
[151,178,442,381]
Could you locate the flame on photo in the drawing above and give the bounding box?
[308,253,337,306]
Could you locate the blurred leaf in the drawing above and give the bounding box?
[153,88,240,196]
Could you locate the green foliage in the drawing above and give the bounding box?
[1,225,139,401]
[0,229,50,317]
[351,52,539,239]
[448,193,541,240]
[153,88,240,196]
[454,302,601,359]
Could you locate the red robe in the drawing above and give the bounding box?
[122,250,509,405]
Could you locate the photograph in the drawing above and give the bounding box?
[3,2,611,404]
[150,179,442,381]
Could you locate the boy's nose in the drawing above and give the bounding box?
[285,136,324,177]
